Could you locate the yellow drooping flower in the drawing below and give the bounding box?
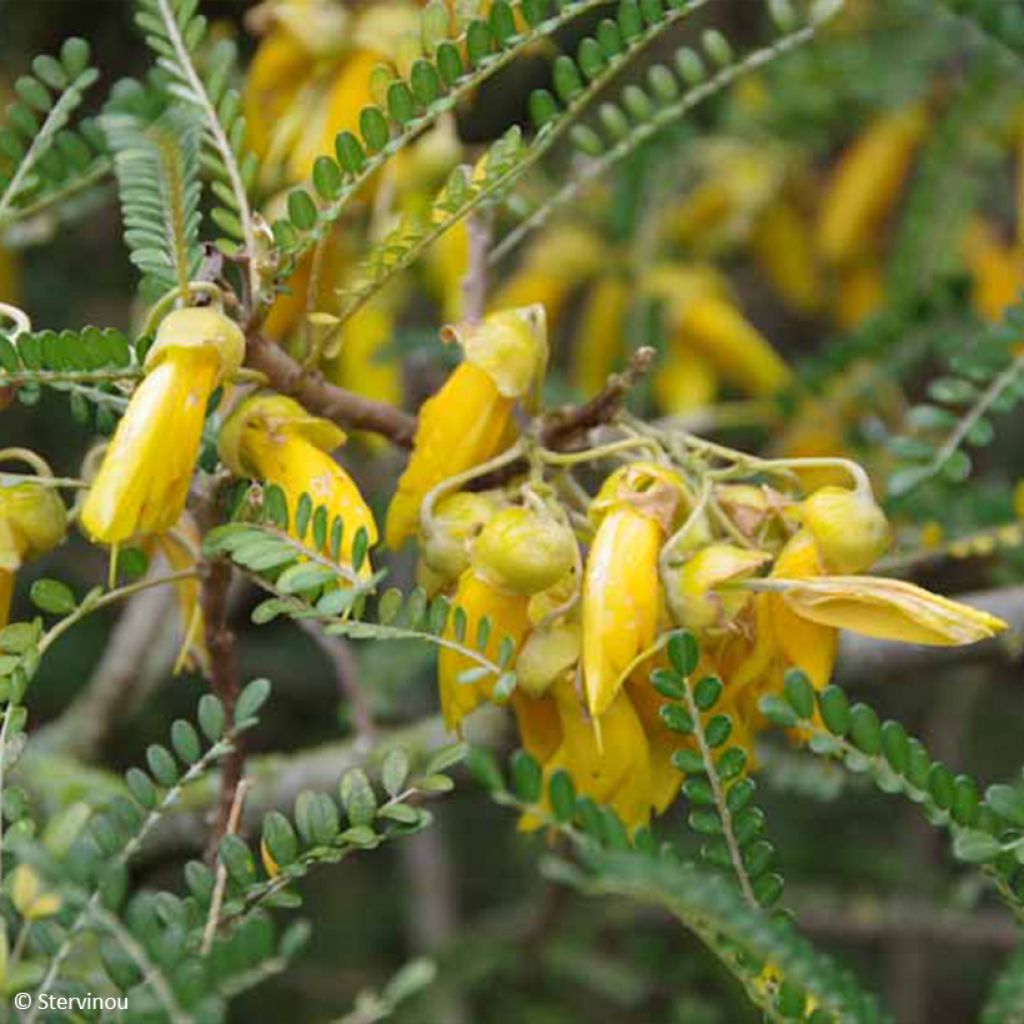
[0,471,68,629]
[817,102,929,265]
[219,393,377,573]
[385,305,547,549]
[571,274,631,397]
[81,308,244,545]
[244,0,420,187]
[832,258,885,330]
[149,513,208,675]
[750,198,823,316]
[583,463,682,718]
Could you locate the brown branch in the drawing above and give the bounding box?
[460,213,492,324]
[541,346,657,449]
[245,333,417,448]
[201,553,244,860]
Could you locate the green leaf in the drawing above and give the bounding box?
[548,770,576,823]
[382,749,410,799]
[146,744,178,787]
[198,694,226,742]
[953,830,1003,864]
[985,784,1024,827]
[693,674,722,711]
[29,578,76,615]
[667,630,699,676]
[511,749,542,803]
[234,677,272,725]
[170,720,201,764]
[340,768,378,827]
[782,669,815,720]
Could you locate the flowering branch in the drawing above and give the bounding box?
[245,332,417,448]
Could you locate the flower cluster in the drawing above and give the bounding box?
[393,311,1007,832]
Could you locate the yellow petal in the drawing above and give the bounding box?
[750,198,822,316]
[582,508,661,716]
[776,575,1008,646]
[511,688,562,763]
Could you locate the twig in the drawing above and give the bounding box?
[245,333,417,447]
[541,347,657,449]
[460,213,492,324]
[202,553,244,858]
[202,777,249,955]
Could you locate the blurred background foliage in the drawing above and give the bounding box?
[4,1,1024,1022]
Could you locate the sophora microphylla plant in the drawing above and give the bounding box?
[2,0,1024,1021]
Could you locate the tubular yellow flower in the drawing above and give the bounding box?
[385,306,547,549]
[571,275,630,397]
[583,463,683,718]
[151,513,208,675]
[750,198,822,315]
[81,308,244,544]
[653,352,718,414]
[817,103,929,265]
[438,569,530,731]
[0,476,67,629]
[219,393,377,572]
[670,294,791,398]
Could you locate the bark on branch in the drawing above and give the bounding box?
[245,333,417,448]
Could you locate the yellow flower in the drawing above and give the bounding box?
[511,688,562,764]
[244,1,418,186]
[571,274,631,396]
[517,620,581,698]
[583,463,682,718]
[438,569,530,731]
[149,513,208,675]
[671,294,791,398]
[219,393,377,573]
[0,476,67,629]
[750,198,822,316]
[385,305,547,548]
[817,102,929,265]
[81,307,244,544]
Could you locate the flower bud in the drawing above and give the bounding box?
[663,544,770,632]
[0,482,67,570]
[517,621,581,698]
[146,307,246,382]
[472,505,577,595]
[801,485,891,573]
[420,490,505,582]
